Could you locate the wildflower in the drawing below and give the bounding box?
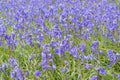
[10,67,24,80]
[0,63,7,72]
[28,52,34,61]
[89,75,97,80]
[52,65,56,70]
[84,64,92,69]
[8,58,18,68]
[69,46,78,58]
[25,70,29,76]
[54,47,64,57]
[99,50,103,54]
[49,41,57,48]
[60,67,68,73]
[118,74,120,80]
[37,33,44,42]
[97,67,106,75]
[90,41,99,52]
[106,50,117,66]
[34,70,41,77]
[79,43,86,52]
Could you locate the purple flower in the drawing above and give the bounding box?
[37,33,44,42]
[99,50,103,54]
[61,40,68,47]
[41,52,47,59]
[54,47,64,57]
[42,44,50,53]
[49,41,57,48]
[39,52,50,71]
[64,60,69,66]
[106,50,117,66]
[48,53,52,59]
[25,38,32,45]
[34,70,41,77]
[0,24,6,36]
[97,67,106,75]
[0,41,2,46]
[89,75,97,80]
[69,46,78,58]
[0,63,7,72]
[40,60,50,71]
[28,52,34,61]
[79,43,86,52]
[84,53,94,60]
[10,70,16,79]
[83,33,89,40]
[10,67,24,80]
[116,53,120,60]
[118,74,120,80]
[25,70,29,76]
[60,67,68,73]
[84,64,92,69]
[52,65,56,70]
[4,34,18,50]
[8,58,18,68]
[90,41,99,52]
[15,67,24,80]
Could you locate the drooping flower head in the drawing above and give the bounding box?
[89,75,97,80]
[34,70,41,77]
[106,50,117,66]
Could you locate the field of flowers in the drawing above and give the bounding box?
[0,0,120,80]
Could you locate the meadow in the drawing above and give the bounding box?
[0,0,120,80]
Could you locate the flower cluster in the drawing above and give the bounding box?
[0,0,120,80]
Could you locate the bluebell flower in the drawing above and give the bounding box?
[8,58,18,68]
[60,67,67,73]
[25,38,32,45]
[116,53,120,60]
[0,24,6,36]
[97,67,106,75]
[10,67,24,80]
[34,70,41,77]
[41,52,47,60]
[64,60,68,66]
[10,70,16,79]
[90,41,99,52]
[40,60,50,71]
[54,47,64,57]
[25,70,29,76]
[2,63,7,69]
[106,50,117,66]
[52,65,56,70]
[83,33,89,40]
[79,43,86,52]
[84,53,94,60]
[118,74,120,80]
[0,63,7,72]
[69,46,78,58]
[89,75,97,80]
[42,44,50,53]
[28,52,34,61]
[0,40,2,46]
[37,33,44,42]
[40,52,50,71]
[49,41,57,48]
[84,64,92,69]
[51,29,62,39]
[99,50,103,54]
[60,39,69,51]
[61,40,68,47]
[48,53,52,59]
[15,67,24,80]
